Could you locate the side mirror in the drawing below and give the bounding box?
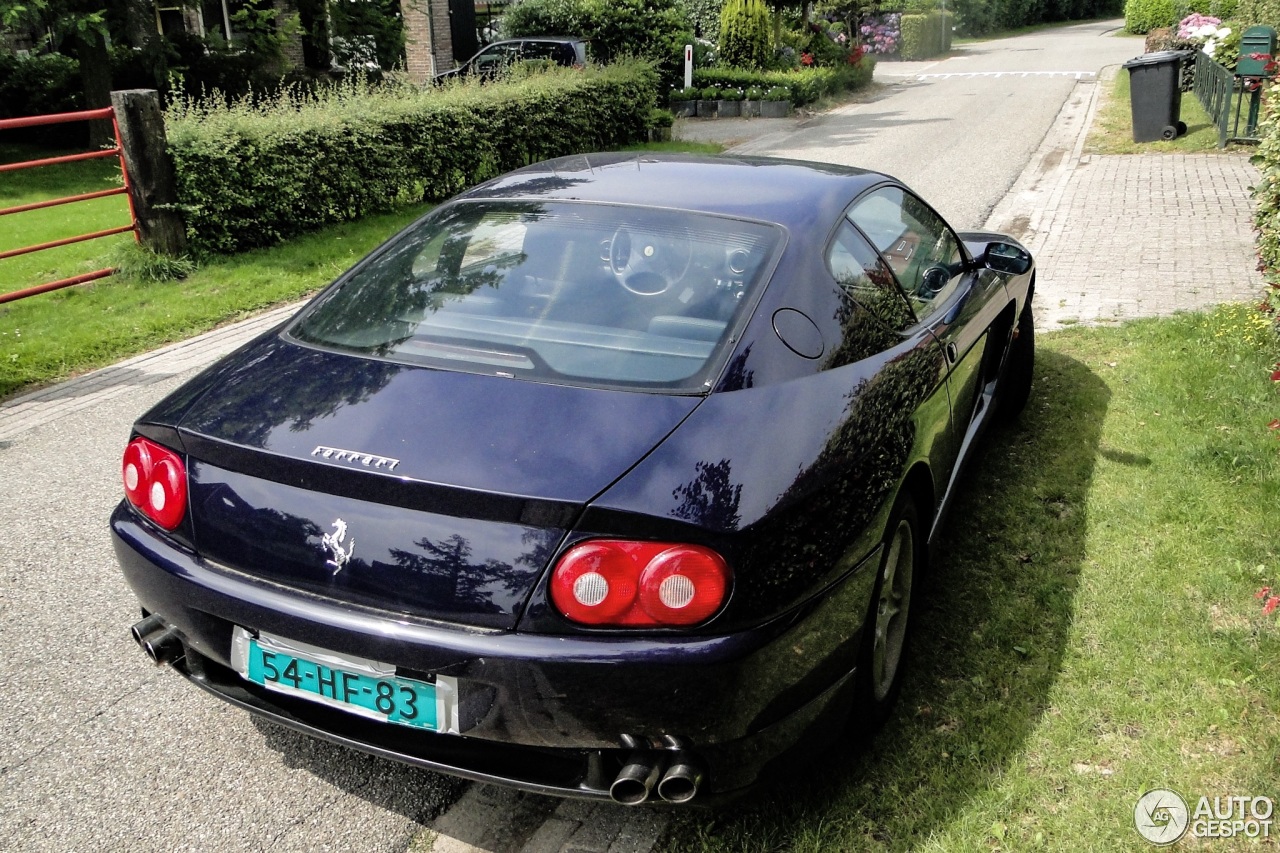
[983,242,1033,275]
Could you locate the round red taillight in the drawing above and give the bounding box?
[549,541,639,624]
[122,437,187,530]
[638,546,729,625]
[550,540,730,628]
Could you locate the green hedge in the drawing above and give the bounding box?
[500,0,692,87]
[690,60,875,106]
[719,0,771,69]
[956,0,1122,35]
[1124,0,1240,32]
[1253,82,1280,293]
[1237,0,1278,25]
[899,11,953,60]
[0,51,85,145]
[165,62,657,255]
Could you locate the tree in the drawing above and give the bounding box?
[501,0,693,84]
[0,0,121,145]
[720,0,771,68]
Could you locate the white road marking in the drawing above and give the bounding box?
[918,70,1097,79]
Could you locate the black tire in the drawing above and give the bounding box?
[1176,120,1188,135]
[1161,125,1177,141]
[998,300,1035,421]
[853,493,921,729]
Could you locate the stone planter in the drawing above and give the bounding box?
[669,100,696,118]
[716,99,742,118]
[760,100,792,118]
[742,100,762,118]
[696,99,718,118]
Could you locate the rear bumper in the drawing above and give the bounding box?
[111,503,876,801]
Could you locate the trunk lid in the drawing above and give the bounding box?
[169,336,699,629]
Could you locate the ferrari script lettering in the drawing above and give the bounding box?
[311,445,400,471]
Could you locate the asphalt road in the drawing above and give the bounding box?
[0,371,468,851]
[0,21,1143,853]
[732,19,1141,230]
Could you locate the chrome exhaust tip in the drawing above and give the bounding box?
[609,752,664,806]
[130,614,166,647]
[140,625,184,666]
[656,752,703,803]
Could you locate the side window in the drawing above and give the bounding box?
[848,186,965,322]
[521,42,560,61]
[826,221,915,332]
[472,43,519,73]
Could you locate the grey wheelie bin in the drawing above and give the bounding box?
[1123,50,1191,142]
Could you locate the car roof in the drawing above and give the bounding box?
[483,36,585,46]
[458,153,894,233]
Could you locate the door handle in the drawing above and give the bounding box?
[945,342,959,364]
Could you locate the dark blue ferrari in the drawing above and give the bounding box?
[112,153,1034,806]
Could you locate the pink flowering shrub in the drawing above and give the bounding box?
[860,14,900,55]
[1178,13,1221,40]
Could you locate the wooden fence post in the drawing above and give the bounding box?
[110,89,187,257]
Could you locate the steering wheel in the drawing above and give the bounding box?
[608,227,692,296]
[918,264,952,299]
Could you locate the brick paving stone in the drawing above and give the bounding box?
[1027,152,1264,330]
[983,78,1264,331]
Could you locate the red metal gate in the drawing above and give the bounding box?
[0,107,139,305]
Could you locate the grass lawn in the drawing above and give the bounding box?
[0,143,135,292]
[1085,69,1225,154]
[0,203,433,400]
[661,307,1280,851]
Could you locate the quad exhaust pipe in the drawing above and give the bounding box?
[655,752,703,804]
[131,615,184,666]
[608,747,704,805]
[610,751,664,805]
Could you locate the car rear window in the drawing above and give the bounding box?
[289,201,782,392]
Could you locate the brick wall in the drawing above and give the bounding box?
[273,0,306,68]
[401,0,454,82]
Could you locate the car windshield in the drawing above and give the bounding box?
[289,201,782,392]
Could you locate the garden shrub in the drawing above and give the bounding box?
[720,0,772,69]
[0,51,81,117]
[1237,0,1280,26]
[1252,79,1280,318]
[860,13,902,54]
[690,60,874,105]
[684,0,722,40]
[0,51,84,145]
[501,0,692,85]
[166,62,658,255]
[954,0,1122,35]
[899,11,953,59]
[1125,0,1180,32]
[1125,0,1238,31]
[328,0,406,71]
[801,20,856,66]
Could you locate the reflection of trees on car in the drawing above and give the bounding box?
[185,342,400,448]
[741,344,943,612]
[672,459,744,531]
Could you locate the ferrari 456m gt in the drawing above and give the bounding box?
[112,153,1035,806]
